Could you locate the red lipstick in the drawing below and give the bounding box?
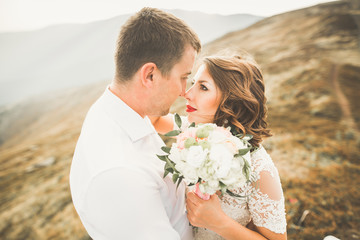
[186,105,197,113]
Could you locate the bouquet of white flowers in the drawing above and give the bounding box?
[157,114,253,200]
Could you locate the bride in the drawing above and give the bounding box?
[151,55,287,240]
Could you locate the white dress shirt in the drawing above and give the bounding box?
[70,87,193,240]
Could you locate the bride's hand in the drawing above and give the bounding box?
[186,191,228,230]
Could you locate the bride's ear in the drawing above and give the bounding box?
[140,63,157,88]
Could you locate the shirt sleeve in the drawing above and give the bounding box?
[82,167,181,240]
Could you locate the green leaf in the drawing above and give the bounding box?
[172,173,179,183]
[235,133,253,141]
[189,122,196,128]
[245,134,253,140]
[164,130,182,137]
[174,113,182,129]
[163,155,178,174]
[176,176,184,189]
[161,155,177,179]
[243,166,249,180]
[242,158,250,180]
[199,141,211,150]
[163,170,170,178]
[184,137,197,148]
[237,147,251,156]
[157,154,167,161]
[243,158,249,168]
[219,181,227,195]
[196,127,210,138]
[165,163,174,172]
[161,146,171,154]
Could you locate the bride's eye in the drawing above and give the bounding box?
[191,79,195,85]
[200,84,208,91]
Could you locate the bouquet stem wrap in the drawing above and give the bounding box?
[194,182,210,200]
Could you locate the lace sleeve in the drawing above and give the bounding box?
[247,148,287,234]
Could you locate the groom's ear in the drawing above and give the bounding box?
[140,63,157,88]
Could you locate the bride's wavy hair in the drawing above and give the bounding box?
[203,55,272,147]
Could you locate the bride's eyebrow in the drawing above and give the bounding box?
[192,79,211,86]
[197,80,210,85]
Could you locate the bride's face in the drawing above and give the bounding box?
[184,64,222,124]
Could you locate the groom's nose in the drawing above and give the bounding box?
[179,80,187,97]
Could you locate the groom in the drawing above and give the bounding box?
[70,7,201,240]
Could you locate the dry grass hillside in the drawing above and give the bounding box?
[199,1,360,239]
[1,1,359,239]
[0,81,109,239]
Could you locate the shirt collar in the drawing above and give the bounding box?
[101,86,156,142]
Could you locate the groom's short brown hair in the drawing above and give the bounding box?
[114,7,201,82]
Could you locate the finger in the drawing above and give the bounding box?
[186,202,193,215]
[186,198,197,213]
[186,203,195,222]
[186,203,197,226]
[210,193,219,201]
[187,191,202,205]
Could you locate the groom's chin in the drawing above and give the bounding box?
[160,109,170,116]
[150,109,170,117]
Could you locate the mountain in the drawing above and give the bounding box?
[1,1,360,239]
[0,10,262,106]
[167,10,263,43]
[200,0,360,238]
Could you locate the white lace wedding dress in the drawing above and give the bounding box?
[174,116,287,239]
[193,146,287,239]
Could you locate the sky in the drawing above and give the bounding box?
[0,0,337,32]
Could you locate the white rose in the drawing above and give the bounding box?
[183,166,198,184]
[169,144,182,164]
[209,144,233,178]
[207,179,220,189]
[186,145,208,168]
[176,161,198,184]
[232,136,247,150]
[230,156,244,170]
[220,170,238,186]
[199,182,217,195]
[197,162,215,181]
[223,167,248,188]
[175,161,186,172]
[224,136,244,154]
[208,130,228,144]
[229,171,247,189]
